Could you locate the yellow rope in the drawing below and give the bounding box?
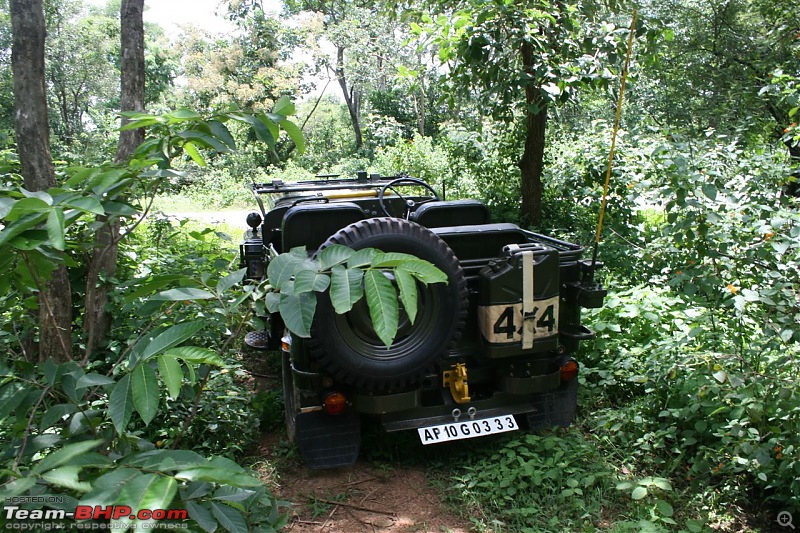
[594,10,638,245]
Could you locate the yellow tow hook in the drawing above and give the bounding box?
[443,363,471,404]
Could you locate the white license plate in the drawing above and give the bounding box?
[418,415,519,445]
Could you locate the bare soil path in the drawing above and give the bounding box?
[254,433,475,533]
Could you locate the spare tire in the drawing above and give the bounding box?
[310,217,468,391]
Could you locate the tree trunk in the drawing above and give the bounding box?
[84,0,145,358]
[115,0,146,164]
[335,46,363,149]
[518,41,547,226]
[11,0,73,363]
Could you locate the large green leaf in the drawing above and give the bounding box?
[371,252,421,268]
[211,502,247,533]
[109,374,133,434]
[9,230,49,250]
[5,197,51,220]
[0,383,29,419]
[280,119,305,155]
[208,120,236,150]
[702,183,717,201]
[87,169,129,194]
[0,212,48,248]
[75,373,115,389]
[174,466,262,488]
[133,321,206,364]
[395,267,419,325]
[183,141,207,167]
[185,500,217,532]
[266,252,303,291]
[364,270,399,347]
[396,260,448,284]
[166,108,202,121]
[163,347,226,367]
[258,112,281,146]
[63,196,105,215]
[21,189,53,204]
[150,288,215,301]
[329,265,364,314]
[272,95,296,116]
[228,112,275,150]
[157,355,183,399]
[32,439,103,474]
[112,474,178,531]
[181,481,212,501]
[279,292,317,338]
[41,465,91,492]
[81,468,142,506]
[293,270,330,293]
[46,209,66,251]
[132,364,159,426]
[318,244,354,270]
[0,477,37,499]
[266,291,281,313]
[0,197,16,218]
[217,268,247,294]
[347,248,380,268]
[177,130,228,153]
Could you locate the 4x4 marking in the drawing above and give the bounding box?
[493,304,557,338]
[478,296,560,344]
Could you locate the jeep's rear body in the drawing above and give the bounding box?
[240,173,605,468]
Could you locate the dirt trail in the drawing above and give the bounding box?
[256,435,475,533]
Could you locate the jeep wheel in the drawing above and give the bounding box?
[310,218,468,391]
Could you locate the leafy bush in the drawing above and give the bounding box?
[183,167,260,208]
[146,368,260,459]
[373,133,461,198]
[583,134,800,510]
[0,105,301,531]
[450,432,623,531]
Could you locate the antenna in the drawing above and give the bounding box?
[591,10,638,277]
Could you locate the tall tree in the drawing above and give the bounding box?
[84,0,145,357]
[10,0,72,362]
[180,12,301,113]
[284,0,398,149]
[44,0,119,146]
[640,0,799,188]
[415,0,632,225]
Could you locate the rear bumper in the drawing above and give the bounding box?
[376,379,578,432]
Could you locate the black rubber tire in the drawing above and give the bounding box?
[310,217,468,391]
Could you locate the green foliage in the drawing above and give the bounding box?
[417,1,630,119]
[0,321,286,531]
[580,132,800,515]
[373,134,460,198]
[265,244,447,347]
[449,432,624,531]
[0,106,302,530]
[642,0,799,142]
[587,284,800,512]
[146,368,260,459]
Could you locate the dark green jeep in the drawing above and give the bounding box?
[239,172,605,468]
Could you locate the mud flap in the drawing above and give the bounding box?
[525,378,578,432]
[295,410,361,469]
